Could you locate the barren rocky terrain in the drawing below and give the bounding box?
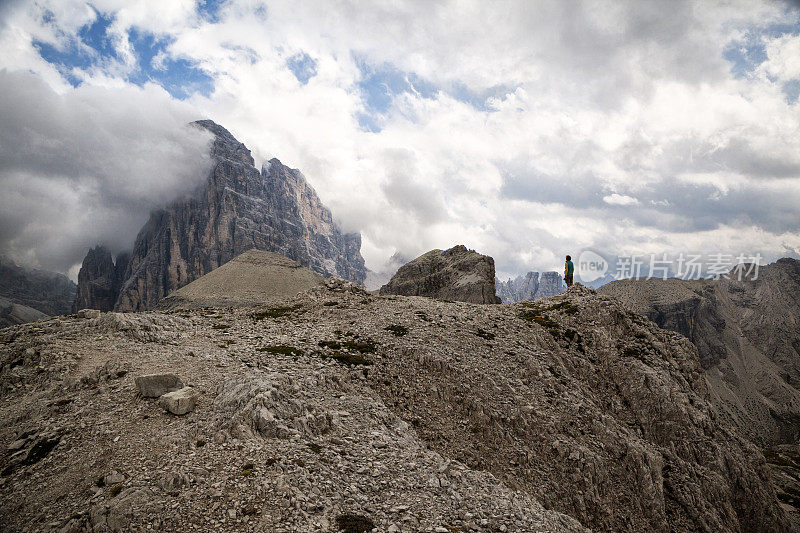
[1,279,792,532]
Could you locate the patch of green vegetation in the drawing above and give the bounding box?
[318,340,341,349]
[241,469,253,477]
[475,328,495,340]
[265,458,277,467]
[212,324,230,330]
[251,305,303,320]
[324,352,373,366]
[292,458,305,467]
[110,485,123,497]
[342,338,378,353]
[335,514,376,533]
[384,324,408,337]
[257,345,304,357]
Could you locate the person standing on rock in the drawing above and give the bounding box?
[564,255,574,288]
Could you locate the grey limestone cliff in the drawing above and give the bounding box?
[72,246,129,312]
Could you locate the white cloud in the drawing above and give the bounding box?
[1,0,799,278]
[0,70,212,274]
[603,194,640,206]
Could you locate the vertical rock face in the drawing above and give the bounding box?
[379,245,502,304]
[76,119,366,312]
[0,257,76,319]
[496,271,565,302]
[72,246,128,312]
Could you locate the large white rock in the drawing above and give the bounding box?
[158,387,199,415]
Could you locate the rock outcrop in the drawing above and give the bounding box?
[496,271,565,302]
[72,246,129,312]
[379,245,501,304]
[599,258,800,448]
[0,257,76,322]
[75,120,366,312]
[156,249,324,310]
[0,282,790,531]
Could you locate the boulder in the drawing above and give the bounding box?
[77,309,100,319]
[379,245,501,304]
[134,374,183,398]
[158,387,199,415]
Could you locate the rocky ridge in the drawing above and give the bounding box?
[75,120,366,312]
[380,245,501,304]
[495,271,565,303]
[599,259,800,448]
[0,280,791,532]
[0,257,76,324]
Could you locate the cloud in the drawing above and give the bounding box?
[0,70,212,274]
[1,0,800,279]
[603,194,640,206]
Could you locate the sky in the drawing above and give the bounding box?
[1,0,799,281]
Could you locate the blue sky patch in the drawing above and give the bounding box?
[34,13,213,99]
[77,10,117,59]
[722,21,800,78]
[198,0,226,23]
[287,52,318,84]
[355,58,439,131]
[783,79,800,104]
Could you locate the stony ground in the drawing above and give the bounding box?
[0,282,791,532]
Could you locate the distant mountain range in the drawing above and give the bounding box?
[495,271,565,302]
[0,257,75,327]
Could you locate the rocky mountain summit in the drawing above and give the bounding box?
[0,273,792,531]
[379,245,501,304]
[0,257,76,326]
[74,120,366,312]
[495,271,565,303]
[599,258,800,448]
[72,247,129,313]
